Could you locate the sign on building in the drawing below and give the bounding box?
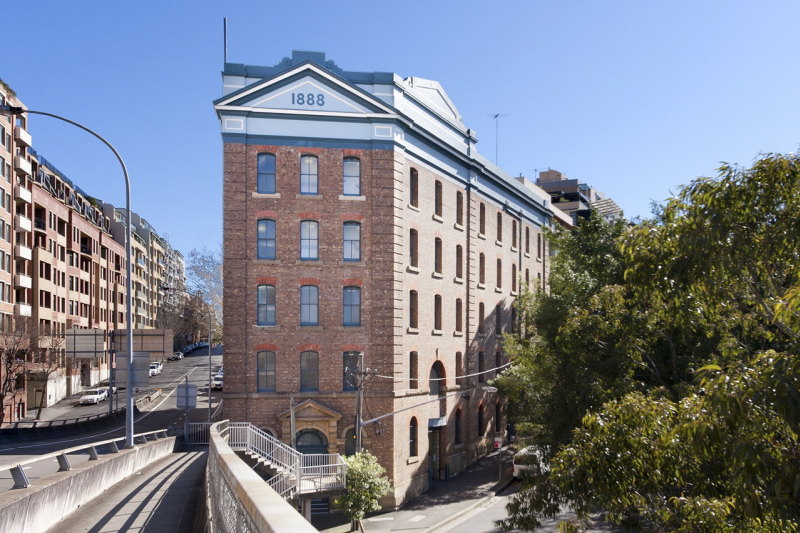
[65,328,106,359]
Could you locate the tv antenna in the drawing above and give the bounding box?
[488,113,508,165]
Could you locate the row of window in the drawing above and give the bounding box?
[256,154,362,196]
[257,219,361,261]
[407,291,517,336]
[408,403,502,456]
[256,285,361,326]
[255,350,361,392]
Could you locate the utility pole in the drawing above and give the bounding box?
[352,352,377,453]
[290,393,296,449]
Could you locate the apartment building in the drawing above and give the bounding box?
[216,51,556,505]
[0,81,184,424]
[536,169,623,223]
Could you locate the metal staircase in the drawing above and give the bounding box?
[224,422,347,500]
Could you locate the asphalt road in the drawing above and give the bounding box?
[0,346,223,491]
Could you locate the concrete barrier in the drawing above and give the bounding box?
[0,436,176,533]
[207,420,317,532]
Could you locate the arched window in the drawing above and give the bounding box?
[525,227,530,254]
[343,286,361,326]
[296,429,327,453]
[512,220,518,249]
[496,212,503,242]
[409,290,418,328]
[257,219,276,260]
[512,264,517,292]
[456,192,464,226]
[343,157,360,196]
[343,222,361,261]
[256,284,275,326]
[409,417,418,456]
[434,180,443,217]
[300,220,319,260]
[537,233,542,258]
[300,155,318,194]
[434,294,442,331]
[479,203,486,234]
[429,361,445,396]
[434,238,442,274]
[256,350,276,391]
[479,253,485,284]
[455,245,463,279]
[300,285,319,325]
[409,351,418,389]
[455,298,463,333]
[300,351,319,391]
[257,153,276,194]
[497,258,503,289]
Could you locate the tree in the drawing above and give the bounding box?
[335,451,392,531]
[0,322,29,426]
[498,153,800,530]
[186,246,223,342]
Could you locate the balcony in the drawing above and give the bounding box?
[14,274,32,289]
[15,214,32,233]
[14,155,32,177]
[15,303,31,317]
[15,186,32,204]
[33,217,46,231]
[80,244,92,256]
[15,243,32,260]
[14,125,32,147]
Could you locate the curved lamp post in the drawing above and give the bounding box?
[1,105,135,447]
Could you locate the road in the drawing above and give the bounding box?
[0,345,223,491]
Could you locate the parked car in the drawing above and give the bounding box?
[149,363,162,376]
[168,351,183,361]
[211,375,224,390]
[79,389,107,405]
[512,446,549,479]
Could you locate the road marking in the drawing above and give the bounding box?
[408,515,426,522]
[366,517,395,522]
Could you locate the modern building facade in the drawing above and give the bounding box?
[0,81,185,424]
[536,169,623,223]
[216,51,559,505]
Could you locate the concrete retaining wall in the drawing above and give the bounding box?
[207,421,317,532]
[0,436,176,533]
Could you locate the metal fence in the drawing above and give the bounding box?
[185,422,212,445]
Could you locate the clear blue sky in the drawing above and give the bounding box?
[4,1,798,257]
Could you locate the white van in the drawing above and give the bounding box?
[512,446,549,478]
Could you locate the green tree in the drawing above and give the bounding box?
[499,152,800,530]
[335,451,392,531]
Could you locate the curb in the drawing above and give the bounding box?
[421,476,515,533]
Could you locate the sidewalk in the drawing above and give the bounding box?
[340,447,514,533]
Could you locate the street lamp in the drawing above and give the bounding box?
[160,285,214,422]
[0,105,135,448]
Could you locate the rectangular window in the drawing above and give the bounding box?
[343,286,361,326]
[497,259,503,288]
[343,157,360,196]
[479,253,485,285]
[512,220,518,248]
[409,351,418,389]
[300,285,319,325]
[456,192,463,226]
[434,181,442,217]
[478,352,486,382]
[456,245,463,279]
[257,351,276,391]
[479,203,486,234]
[525,227,530,254]
[257,153,276,194]
[512,264,517,292]
[496,304,502,335]
[300,155,318,194]
[409,229,418,268]
[434,238,442,274]
[409,290,418,329]
[257,219,276,260]
[343,351,359,391]
[300,220,319,260]
[410,168,418,207]
[343,222,361,261]
[300,351,319,391]
[478,302,485,334]
[455,298,463,332]
[496,213,503,242]
[434,294,442,330]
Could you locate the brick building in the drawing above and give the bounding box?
[216,51,556,506]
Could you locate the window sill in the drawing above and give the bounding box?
[294,260,322,264]
[339,194,365,201]
[252,192,280,199]
[477,283,485,290]
[407,327,419,334]
[432,214,443,223]
[255,258,279,264]
[453,276,464,285]
[339,325,364,331]
[453,222,464,232]
[298,325,323,330]
[511,246,518,253]
[296,194,322,199]
[511,290,518,296]
[407,456,420,465]
[495,239,503,247]
[536,257,542,263]
[495,287,503,293]
[453,330,463,337]
[477,233,486,240]
[432,272,443,279]
[254,324,280,330]
[432,329,443,336]
[524,252,530,258]
[339,260,365,266]
[407,265,420,274]
[407,204,420,212]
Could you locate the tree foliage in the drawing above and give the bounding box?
[498,153,800,531]
[335,451,392,529]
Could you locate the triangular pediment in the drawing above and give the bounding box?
[216,62,393,115]
[278,399,342,422]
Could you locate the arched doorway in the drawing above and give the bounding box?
[295,429,328,454]
[428,361,447,481]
